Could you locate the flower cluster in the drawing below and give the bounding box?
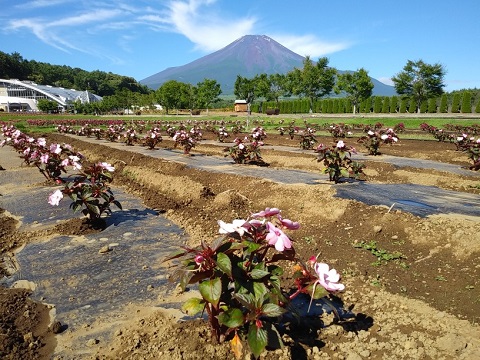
[1,125,84,182]
[124,128,138,146]
[48,161,122,222]
[298,127,318,150]
[172,126,202,154]
[455,134,480,170]
[224,136,266,165]
[166,208,344,359]
[142,128,163,149]
[315,140,365,183]
[250,126,267,141]
[217,126,229,143]
[357,128,399,155]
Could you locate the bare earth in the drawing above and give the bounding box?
[1,130,480,360]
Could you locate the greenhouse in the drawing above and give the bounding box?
[0,78,102,112]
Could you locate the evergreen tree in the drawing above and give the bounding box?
[427,98,437,113]
[420,100,428,113]
[390,96,398,113]
[408,98,417,113]
[475,98,480,114]
[373,97,383,113]
[439,94,448,113]
[399,98,408,113]
[461,91,472,113]
[451,93,461,113]
[333,99,339,113]
[381,97,390,113]
[364,97,372,113]
[322,100,328,113]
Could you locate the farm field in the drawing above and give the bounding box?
[1,118,480,359]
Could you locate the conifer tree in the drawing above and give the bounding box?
[373,97,383,113]
[439,94,448,113]
[399,98,408,113]
[427,98,437,113]
[461,91,472,113]
[381,97,390,113]
[451,93,461,113]
[390,96,398,113]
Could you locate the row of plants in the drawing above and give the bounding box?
[253,91,480,115]
[0,124,122,225]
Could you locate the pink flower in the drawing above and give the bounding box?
[252,207,280,218]
[61,159,69,167]
[40,153,49,164]
[99,162,115,172]
[218,219,248,236]
[336,140,345,149]
[313,262,345,292]
[50,143,62,154]
[37,138,46,147]
[265,222,292,252]
[194,255,205,265]
[277,214,300,230]
[48,189,64,206]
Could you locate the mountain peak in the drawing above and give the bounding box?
[140,34,395,96]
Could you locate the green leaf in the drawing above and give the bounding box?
[199,278,222,308]
[86,203,100,215]
[250,269,269,280]
[247,324,268,359]
[234,293,255,309]
[306,282,329,300]
[216,252,232,277]
[218,308,244,328]
[253,282,268,301]
[181,297,204,315]
[261,303,285,317]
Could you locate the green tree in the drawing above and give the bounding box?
[234,75,257,114]
[373,97,383,113]
[334,68,374,114]
[196,78,221,114]
[451,93,461,113]
[255,73,288,109]
[381,97,390,113]
[156,80,189,114]
[399,98,408,113]
[390,96,398,113]
[37,99,59,112]
[461,91,472,113]
[427,98,437,113]
[287,56,336,113]
[475,97,480,114]
[392,59,445,113]
[439,94,448,113]
[364,97,372,113]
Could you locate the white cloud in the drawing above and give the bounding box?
[272,34,350,58]
[166,0,257,51]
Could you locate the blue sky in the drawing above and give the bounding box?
[1,0,479,91]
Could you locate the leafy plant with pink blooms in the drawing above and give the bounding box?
[48,161,122,224]
[142,128,163,150]
[315,140,365,183]
[172,126,202,154]
[357,128,399,155]
[224,136,267,166]
[1,125,84,182]
[455,134,480,170]
[164,208,345,359]
[298,127,318,150]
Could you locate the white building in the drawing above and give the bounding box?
[0,78,102,112]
